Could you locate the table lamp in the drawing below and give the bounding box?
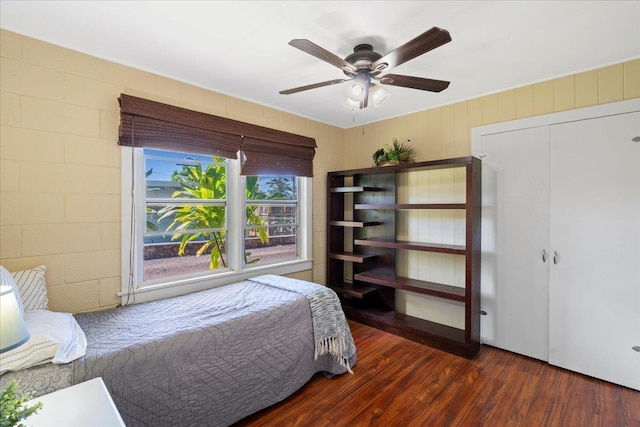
[0,285,30,353]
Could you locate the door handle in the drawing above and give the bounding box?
[553,251,559,264]
[542,250,547,263]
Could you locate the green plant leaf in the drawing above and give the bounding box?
[159,156,275,269]
[0,380,42,427]
[383,138,416,163]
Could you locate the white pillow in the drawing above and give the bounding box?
[0,265,23,313]
[0,310,87,374]
[11,265,48,311]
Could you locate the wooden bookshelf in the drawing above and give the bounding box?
[327,156,481,359]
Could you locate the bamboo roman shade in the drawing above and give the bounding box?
[240,136,316,177]
[118,94,317,176]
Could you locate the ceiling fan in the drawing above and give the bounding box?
[279,27,452,109]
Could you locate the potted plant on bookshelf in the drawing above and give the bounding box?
[372,139,416,166]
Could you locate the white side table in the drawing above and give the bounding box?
[25,377,125,426]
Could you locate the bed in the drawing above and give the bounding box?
[0,274,357,426]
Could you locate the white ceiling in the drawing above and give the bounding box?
[1,1,639,129]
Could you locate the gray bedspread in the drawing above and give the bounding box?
[71,279,355,427]
[0,362,71,398]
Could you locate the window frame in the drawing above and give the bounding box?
[243,176,299,269]
[120,147,313,305]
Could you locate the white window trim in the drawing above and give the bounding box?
[120,147,313,305]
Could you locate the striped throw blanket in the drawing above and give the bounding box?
[249,275,356,374]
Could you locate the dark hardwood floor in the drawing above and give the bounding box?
[236,321,640,427]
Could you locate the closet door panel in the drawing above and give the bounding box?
[549,111,640,390]
[480,126,550,360]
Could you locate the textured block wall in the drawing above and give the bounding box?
[340,57,639,327]
[1,27,638,314]
[0,29,345,313]
[343,60,640,169]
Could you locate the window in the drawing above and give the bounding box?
[244,176,298,268]
[143,150,228,281]
[117,94,316,302]
[122,148,312,302]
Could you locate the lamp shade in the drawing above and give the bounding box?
[0,285,30,353]
[343,98,362,110]
[370,84,390,107]
[347,72,371,102]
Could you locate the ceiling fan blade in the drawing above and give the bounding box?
[289,39,358,75]
[279,78,351,95]
[370,27,451,74]
[379,74,450,92]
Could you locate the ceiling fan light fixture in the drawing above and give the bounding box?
[349,82,364,98]
[343,97,363,110]
[370,84,390,107]
[348,72,371,101]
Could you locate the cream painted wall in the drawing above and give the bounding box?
[342,57,640,328]
[344,59,640,169]
[1,28,638,315]
[0,29,345,313]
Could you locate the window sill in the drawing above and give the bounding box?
[118,259,313,305]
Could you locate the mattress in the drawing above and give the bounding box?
[1,277,356,426]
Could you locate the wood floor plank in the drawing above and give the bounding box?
[235,321,640,427]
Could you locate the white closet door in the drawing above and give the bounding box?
[480,126,550,361]
[549,111,640,390]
